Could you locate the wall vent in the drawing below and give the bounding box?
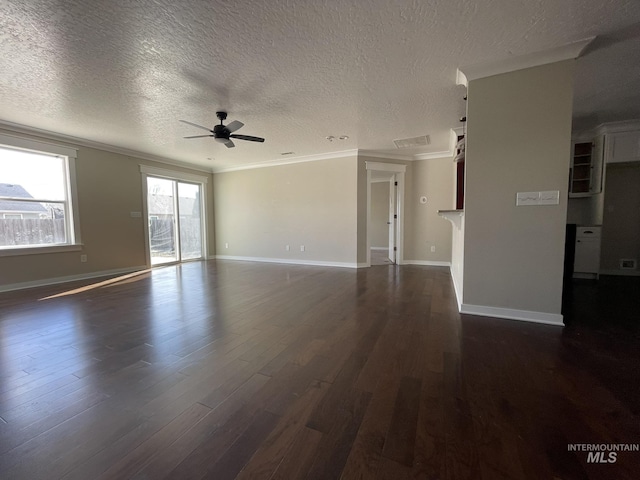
[620,259,637,270]
[393,135,430,149]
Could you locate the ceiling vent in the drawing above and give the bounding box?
[393,135,430,149]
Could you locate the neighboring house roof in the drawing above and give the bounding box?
[0,183,47,213]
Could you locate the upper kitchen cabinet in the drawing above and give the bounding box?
[605,130,640,164]
[570,136,604,197]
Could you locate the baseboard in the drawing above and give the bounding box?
[451,275,463,311]
[214,255,359,269]
[403,260,451,267]
[573,272,598,280]
[460,303,564,326]
[598,269,640,277]
[0,265,149,293]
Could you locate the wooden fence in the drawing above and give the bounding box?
[149,217,202,256]
[0,219,66,246]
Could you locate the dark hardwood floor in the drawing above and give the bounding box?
[0,260,638,479]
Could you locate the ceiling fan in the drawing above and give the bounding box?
[180,111,265,148]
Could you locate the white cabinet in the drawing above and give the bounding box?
[574,226,601,278]
[606,130,640,164]
[569,138,604,197]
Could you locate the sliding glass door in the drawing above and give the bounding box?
[178,182,202,261]
[147,177,203,265]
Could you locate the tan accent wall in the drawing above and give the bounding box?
[370,181,390,248]
[213,156,358,264]
[462,60,574,314]
[0,137,214,288]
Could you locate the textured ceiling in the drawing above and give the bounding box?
[1,0,639,171]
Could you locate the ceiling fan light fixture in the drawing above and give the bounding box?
[180,113,265,149]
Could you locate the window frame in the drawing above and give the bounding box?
[0,133,82,257]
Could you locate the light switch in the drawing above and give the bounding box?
[516,192,539,206]
[130,211,142,218]
[538,190,560,205]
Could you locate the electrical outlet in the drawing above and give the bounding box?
[430,246,436,253]
[620,259,637,269]
[300,245,305,252]
[225,242,229,249]
[80,254,87,263]
[285,245,290,251]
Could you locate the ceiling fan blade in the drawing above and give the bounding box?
[184,134,213,139]
[223,139,235,148]
[226,120,244,133]
[229,134,265,143]
[179,120,212,132]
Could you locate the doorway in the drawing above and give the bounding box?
[141,166,208,267]
[370,175,398,265]
[365,161,406,267]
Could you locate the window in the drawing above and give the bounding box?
[0,133,79,254]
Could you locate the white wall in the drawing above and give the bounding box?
[213,156,359,266]
[406,158,454,263]
[462,60,575,323]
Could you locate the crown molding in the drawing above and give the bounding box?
[0,120,214,174]
[594,119,640,136]
[452,126,465,138]
[1,119,461,176]
[358,150,413,161]
[362,132,459,162]
[574,119,640,139]
[213,149,358,173]
[457,37,595,86]
[413,149,454,160]
[456,69,468,87]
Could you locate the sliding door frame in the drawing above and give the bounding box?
[140,165,209,267]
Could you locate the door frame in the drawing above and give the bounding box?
[365,161,406,267]
[140,165,209,267]
[388,176,397,263]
